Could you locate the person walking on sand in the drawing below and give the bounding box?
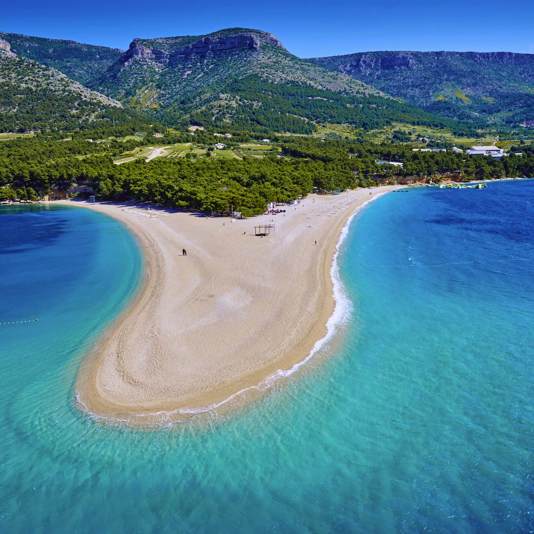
[182,248,187,256]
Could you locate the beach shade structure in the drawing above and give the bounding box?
[254,224,275,237]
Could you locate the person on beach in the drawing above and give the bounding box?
[182,249,187,256]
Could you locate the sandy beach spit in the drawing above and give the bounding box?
[65,186,400,425]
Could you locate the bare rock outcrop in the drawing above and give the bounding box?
[0,38,16,57]
[120,29,284,68]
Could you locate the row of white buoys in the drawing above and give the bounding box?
[0,318,39,327]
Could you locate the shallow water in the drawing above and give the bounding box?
[1,182,533,533]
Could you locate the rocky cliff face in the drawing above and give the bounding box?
[89,27,398,133]
[170,31,281,60]
[317,51,534,78]
[0,38,15,57]
[120,29,284,68]
[93,26,378,105]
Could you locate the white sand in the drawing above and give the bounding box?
[68,186,400,425]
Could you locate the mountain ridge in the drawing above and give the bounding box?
[94,28,380,97]
[311,50,534,127]
[88,28,454,133]
[0,31,123,84]
[1,27,532,133]
[0,40,129,132]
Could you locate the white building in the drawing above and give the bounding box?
[376,159,404,168]
[214,143,226,150]
[467,146,504,158]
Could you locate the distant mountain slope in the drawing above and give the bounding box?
[0,32,122,84]
[312,51,534,127]
[90,28,450,133]
[0,38,126,132]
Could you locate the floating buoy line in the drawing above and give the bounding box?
[0,318,39,327]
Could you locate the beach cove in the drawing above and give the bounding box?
[70,186,401,424]
[1,180,532,531]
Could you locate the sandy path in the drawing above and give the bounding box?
[66,186,400,425]
[145,147,165,161]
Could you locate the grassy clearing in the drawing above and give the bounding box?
[234,143,279,158]
[92,133,146,145]
[114,145,160,164]
[313,123,359,139]
[0,132,35,141]
[114,142,279,164]
[212,149,240,160]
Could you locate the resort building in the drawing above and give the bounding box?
[467,146,505,158]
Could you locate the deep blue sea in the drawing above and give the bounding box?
[1,182,533,533]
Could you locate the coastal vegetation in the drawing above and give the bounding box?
[1,133,532,215]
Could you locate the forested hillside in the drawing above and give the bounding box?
[0,39,132,132]
[2,28,533,134]
[0,32,122,84]
[4,27,530,135]
[312,51,534,128]
[90,28,460,133]
[1,132,532,214]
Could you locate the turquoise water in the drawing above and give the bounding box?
[1,182,533,533]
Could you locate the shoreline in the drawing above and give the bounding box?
[65,186,401,426]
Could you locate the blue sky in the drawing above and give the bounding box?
[3,0,533,57]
